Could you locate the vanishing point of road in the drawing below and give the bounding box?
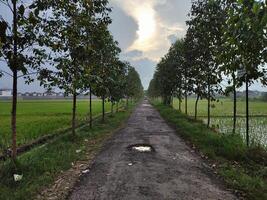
[68,100,237,200]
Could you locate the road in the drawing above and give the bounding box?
[68,100,236,200]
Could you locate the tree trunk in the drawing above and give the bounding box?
[195,95,200,120]
[102,96,105,122]
[116,101,119,113]
[89,88,92,128]
[233,73,237,134]
[246,76,249,146]
[178,88,182,112]
[178,89,182,112]
[185,92,188,115]
[111,102,114,117]
[72,91,77,136]
[126,97,129,110]
[207,83,211,128]
[11,0,18,160]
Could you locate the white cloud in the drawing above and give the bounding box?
[111,0,186,61]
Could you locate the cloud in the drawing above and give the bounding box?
[168,34,177,44]
[123,50,143,58]
[109,3,138,51]
[110,0,188,61]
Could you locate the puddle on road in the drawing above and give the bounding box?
[128,144,155,153]
[133,146,151,152]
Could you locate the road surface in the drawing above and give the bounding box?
[68,100,236,200]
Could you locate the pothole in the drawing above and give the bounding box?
[127,144,155,153]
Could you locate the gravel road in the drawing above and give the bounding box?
[68,100,237,200]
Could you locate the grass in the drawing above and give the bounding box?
[173,98,267,117]
[0,102,135,200]
[0,99,112,147]
[173,98,267,147]
[152,101,267,200]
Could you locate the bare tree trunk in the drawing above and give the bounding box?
[72,91,77,136]
[207,82,211,128]
[11,1,18,160]
[126,97,129,110]
[89,88,92,128]
[102,96,105,122]
[116,101,119,113]
[246,75,249,146]
[178,89,182,112]
[195,95,200,120]
[185,92,188,115]
[111,102,114,117]
[233,73,237,134]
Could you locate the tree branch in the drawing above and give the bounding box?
[0,0,14,14]
[0,69,13,77]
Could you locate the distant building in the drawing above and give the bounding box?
[56,92,64,97]
[24,92,30,97]
[44,91,57,96]
[31,92,43,97]
[0,89,12,97]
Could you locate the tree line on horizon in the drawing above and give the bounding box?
[0,0,143,160]
[148,0,267,147]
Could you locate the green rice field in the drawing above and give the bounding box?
[0,99,111,148]
[173,98,267,147]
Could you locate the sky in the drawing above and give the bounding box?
[109,0,191,89]
[0,0,266,92]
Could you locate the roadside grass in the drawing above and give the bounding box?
[152,101,267,200]
[0,99,111,147]
[173,98,267,147]
[0,103,134,200]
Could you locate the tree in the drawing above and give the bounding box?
[147,77,160,99]
[79,0,111,128]
[36,0,90,136]
[125,65,143,108]
[0,0,46,159]
[107,60,127,116]
[186,0,223,126]
[92,25,121,122]
[222,0,267,145]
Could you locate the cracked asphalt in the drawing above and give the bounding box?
[68,100,237,200]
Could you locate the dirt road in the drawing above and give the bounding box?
[68,100,236,200]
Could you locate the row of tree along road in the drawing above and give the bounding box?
[148,0,266,147]
[0,0,143,160]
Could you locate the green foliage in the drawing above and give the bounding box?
[0,0,143,158]
[0,0,46,79]
[222,0,267,86]
[148,0,266,142]
[148,39,185,105]
[125,65,144,100]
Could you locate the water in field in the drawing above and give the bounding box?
[173,98,267,147]
[201,117,267,147]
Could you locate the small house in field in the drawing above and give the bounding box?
[0,88,12,97]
